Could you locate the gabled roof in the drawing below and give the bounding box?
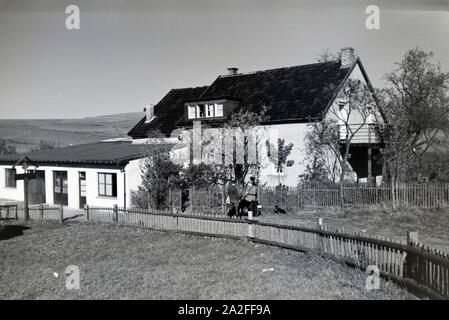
[0,141,150,167]
[128,86,208,139]
[198,60,351,123]
[128,59,361,138]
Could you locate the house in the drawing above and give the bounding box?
[0,47,382,209]
[129,47,383,185]
[0,141,147,208]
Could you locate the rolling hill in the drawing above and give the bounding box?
[0,112,143,153]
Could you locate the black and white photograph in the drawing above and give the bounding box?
[1,0,449,305]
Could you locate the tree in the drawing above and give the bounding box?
[316,49,339,63]
[301,120,341,183]
[0,138,17,155]
[138,130,182,209]
[267,138,294,185]
[379,48,449,181]
[139,146,182,210]
[180,163,227,189]
[222,105,271,184]
[304,78,376,204]
[34,140,59,151]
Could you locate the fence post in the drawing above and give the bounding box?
[39,204,44,220]
[391,179,394,209]
[317,217,324,252]
[84,204,89,221]
[113,204,118,223]
[59,204,64,224]
[317,217,324,230]
[405,231,419,279]
[221,187,226,215]
[168,189,172,213]
[247,219,255,240]
[14,205,18,220]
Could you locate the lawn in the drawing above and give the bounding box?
[260,206,449,253]
[0,220,414,300]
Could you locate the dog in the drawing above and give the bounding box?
[273,205,287,214]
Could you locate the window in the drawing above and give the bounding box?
[187,101,225,119]
[5,168,16,188]
[197,104,206,118]
[188,105,196,119]
[215,104,224,117]
[206,104,214,117]
[98,173,117,197]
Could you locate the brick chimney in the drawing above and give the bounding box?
[340,47,355,69]
[227,67,239,75]
[144,104,155,123]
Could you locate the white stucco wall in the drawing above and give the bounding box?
[0,163,144,209]
[257,123,311,187]
[124,158,144,207]
[0,165,25,202]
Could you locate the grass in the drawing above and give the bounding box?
[260,206,449,253]
[0,220,415,300]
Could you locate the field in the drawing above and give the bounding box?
[260,206,449,253]
[0,112,142,153]
[0,220,415,300]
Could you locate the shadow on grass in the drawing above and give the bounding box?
[0,225,31,241]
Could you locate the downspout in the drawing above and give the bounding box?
[123,170,126,209]
[120,166,126,209]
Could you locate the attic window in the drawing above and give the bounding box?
[188,106,196,119]
[215,104,223,117]
[187,101,227,119]
[338,99,347,110]
[197,104,206,118]
[206,104,214,117]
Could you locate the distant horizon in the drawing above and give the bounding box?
[1,0,448,119]
[0,110,143,121]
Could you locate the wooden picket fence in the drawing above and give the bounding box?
[0,204,63,222]
[85,205,449,299]
[180,183,449,216]
[259,182,449,212]
[187,188,224,216]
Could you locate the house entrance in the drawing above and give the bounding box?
[28,170,46,204]
[79,172,86,208]
[53,171,68,206]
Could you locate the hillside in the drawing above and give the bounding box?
[0,112,143,153]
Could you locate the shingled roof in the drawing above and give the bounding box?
[128,86,208,138]
[0,141,149,167]
[197,60,352,123]
[128,59,361,138]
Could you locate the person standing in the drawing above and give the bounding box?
[227,179,240,218]
[240,176,259,216]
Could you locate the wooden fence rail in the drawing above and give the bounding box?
[1,204,63,222]
[85,205,449,299]
[181,183,449,216]
[259,183,449,211]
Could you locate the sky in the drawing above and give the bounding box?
[0,0,448,119]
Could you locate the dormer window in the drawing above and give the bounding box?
[206,104,214,117]
[186,99,236,120]
[188,105,196,119]
[197,104,206,118]
[215,104,223,117]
